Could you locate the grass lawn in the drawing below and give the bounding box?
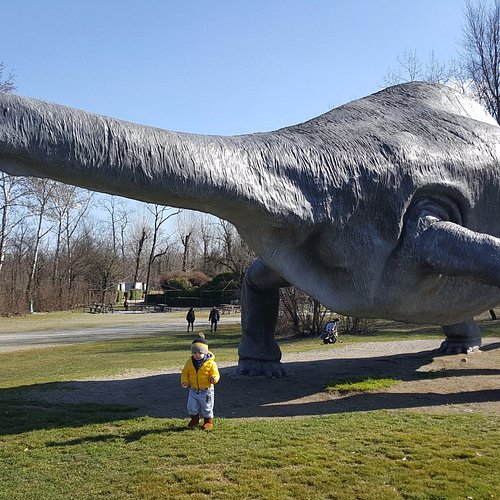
[0,411,498,499]
[0,311,499,499]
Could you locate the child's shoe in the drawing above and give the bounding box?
[202,417,214,430]
[187,415,199,429]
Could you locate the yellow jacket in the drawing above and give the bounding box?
[181,352,220,390]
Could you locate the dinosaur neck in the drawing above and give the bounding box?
[0,94,298,227]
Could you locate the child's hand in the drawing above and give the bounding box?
[181,382,189,389]
[209,376,217,384]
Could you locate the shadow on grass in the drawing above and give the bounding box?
[0,399,138,435]
[1,340,499,437]
[45,423,189,448]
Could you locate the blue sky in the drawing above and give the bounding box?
[1,1,468,136]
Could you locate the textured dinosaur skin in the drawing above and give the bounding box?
[0,82,499,376]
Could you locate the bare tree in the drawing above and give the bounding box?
[211,219,255,280]
[384,49,458,86]
[383,2,499,124]
[1,222,29,313]
[99,195,130,261]
[84,235,122,305]
[0,62,15,94]
[46,184,93,307]
[176,211,197,272]
[0,62,20,276]
[0,174,27,276]
[131,223,149,287]
[195,214,217,275]
[462,0,500,123]
[278,287,333,337]
[23,178,58,312]
[143,204,179,299]
[181,230,192,272]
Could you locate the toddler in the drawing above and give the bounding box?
[181,333,220,430]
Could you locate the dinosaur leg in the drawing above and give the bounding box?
[403,205,495,355]
[440,319,481,354]
[238,259,290,378]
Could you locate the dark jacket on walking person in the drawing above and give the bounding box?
[208,306,220,332]
[186,307,195,332]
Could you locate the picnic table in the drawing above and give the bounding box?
[157,304,173,312]
[127,304,157,313]
[220,304,240,314]
[89,303,114,314]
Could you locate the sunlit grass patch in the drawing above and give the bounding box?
[0,412,498,499]
[0,324,243,388]
[325,376,399,394]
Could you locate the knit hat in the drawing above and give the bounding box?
[191,333,209,354]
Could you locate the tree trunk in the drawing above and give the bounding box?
[182,231,192,272]
[0,174,10,276]
[133,227,147,287]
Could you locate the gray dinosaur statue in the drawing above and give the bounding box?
[1,82,499,377]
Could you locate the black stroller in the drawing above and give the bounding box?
[320,319,339,344]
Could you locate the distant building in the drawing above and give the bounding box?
[117,282,146,293]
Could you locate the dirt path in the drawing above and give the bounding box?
[28,337,500,418]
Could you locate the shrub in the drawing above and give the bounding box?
[160,271,210,290]
[165,276,192,291]
[185,271,211,287]
[206,272,239,289]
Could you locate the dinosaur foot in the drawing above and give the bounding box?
[237,359,287,378]
[438,340,481,355]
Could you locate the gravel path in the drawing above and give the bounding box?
[23,337,500,419]
[0,318,234,352]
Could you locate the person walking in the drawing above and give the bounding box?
[186,307,195,332]
[208,306,220,332]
